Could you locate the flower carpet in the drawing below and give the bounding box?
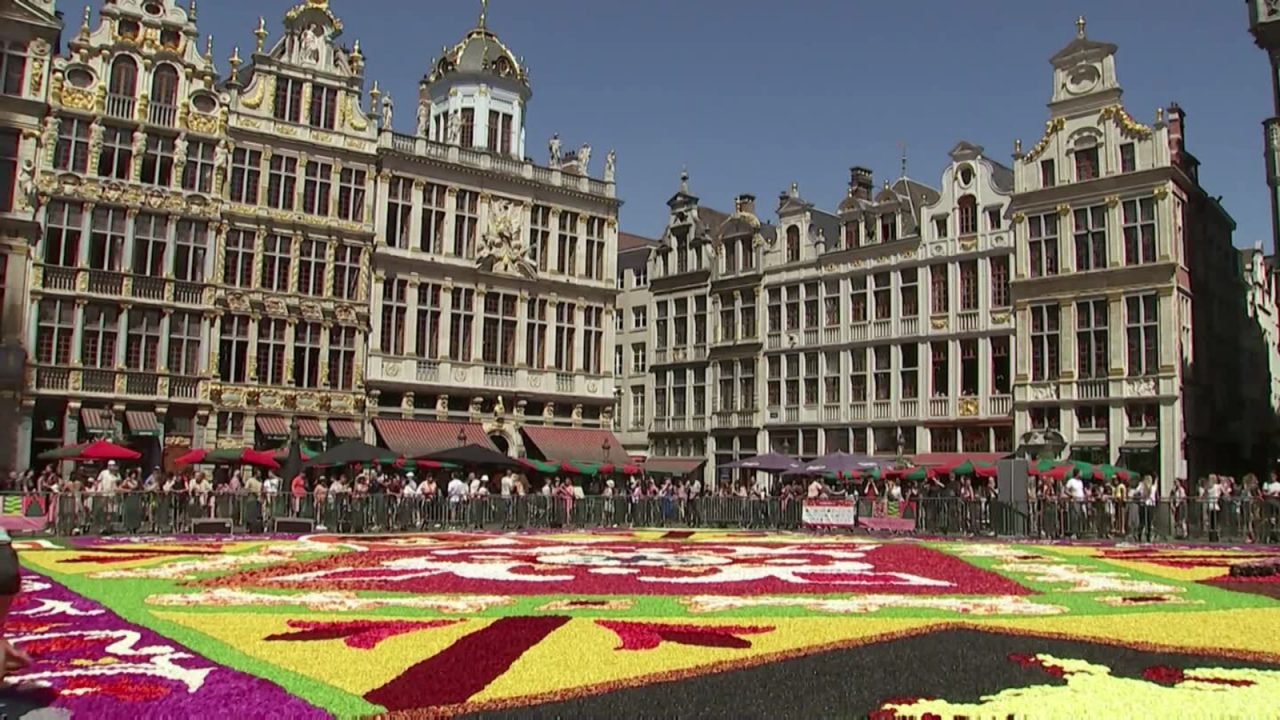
[2,531,1278,719]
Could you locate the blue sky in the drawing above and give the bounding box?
[189,1,1270,247]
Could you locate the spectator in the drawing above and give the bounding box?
[1064,472,1085,538]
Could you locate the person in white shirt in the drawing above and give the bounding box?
[1205,474,1223,539]
[447,476,467,502]
[807,479,824,499]
[263,471,281,496]
[1064,474,1086,537]
[95,461,120,497]
[470,474,484,497]
[500,472,514,497]
[499,472,515,529]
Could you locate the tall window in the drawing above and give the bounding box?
[302,160,332,216]
[449,287,475,362]
[219,315,251,383]
[958,195,978,235]
[934,217,949,239]
[930,264,949,315]
[481,292,518,365]
[1,41,26,96]
[273,77,304,123]
[1077,299,1109,380]
[294,322,323,388]
[554,302,576,371]
[739,358,756,408]
[139,135,174,186]
[459,108,475,148]
[336,168,366,222]
[848,348,867,402]
[108,55,138,98]
[632,306,648,330]
[149,64,179,121]
[266,155,298,210]
[229,148,262,204]
[385,176,412,248]
[675,298,690,345]
[873,346,892,401]
[1028,212,1059,277]
[1030,304,1060,382]
[97,126,133,180]
[55,117,91,172]
[223,229,255,288]
[298,239,326,296]
[850,277,868,323]
[673,370,688,417]
[630,387,646,429]
[557,211,578,275]
[786,225,801,263]
[257,318,288,385]
[960,339,979,396]
[89,207,127,271]
[844,220,861,249]
[81,304,118,368]
[1126,404,1159,430]
[332,245,360,300]
[182,140,215,193]
[487,110,513,155]
[802,285,818,329]
[420,182,446,253]
[43,201,82,266]
[168,312,202,375]
[931,341,949,397]
[1126,295,1159,376]
[261,234,291,292]
[785,354,801,407]
[900,268,918,318]
[873,273,892,320]
[309,84,338,129]
[36,299,75,364]
[655,301,668,349]
[987,207,1003,231]
[131,212,166,276]
[329,326,357,390]
[959,260,979,311]
[1123,198,1157,265]
[1075,146,1099,182]
[1073,205,1107,271]
[380,278,408,355]
[740,290,756,338]
[1040,159,1056,189]
[416,283,442,359]
[585,217,606,280]
[720,293,737,342]
[125,309,162,370]
[632,343,647,373]
[583,306,604,374]
[823,280,841,327]
[990,256,1010,308]
[880,214,897,242]
[525,298,547,368]
[174,220,207,281]
[1120,143,1136,173]
[529,205,551,271]
[454,190,478,258]
[991,337,1011,394]
[900,343,919,399]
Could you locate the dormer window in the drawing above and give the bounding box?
[460,108,475,148]
[1040,159,1056,189]
[865,216,877,243]
[1075,146,1099,182]
[934,217,949,239]
[118,20,141,40]
[309,84,338,130]
[880,214,897,243]
[109,55,138,97]
[160,29,182,50]
[1120,143,1136,173]
[786,226,800,263]
[844,220,860,249]
[273,77,304,123]
[958,195,978,235]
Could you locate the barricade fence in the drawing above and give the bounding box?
[4,492,1279,543]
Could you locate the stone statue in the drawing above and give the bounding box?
[174,134,189,165]
[477,198,532,276]
[416,100,430,137]
[18,159,37,210]
[41,115,59,157]
[548,133,561,167]
[447,108,461,146]
[494,396,506,416]
[381,92,393,130]
[89,121,104,154]
[571,404,583,424]
[604,150,616,182]
[436,394,449,416]
[578,143,591,173]
[213,139,229,191]
[299,23,323,66]
[542,402,555,421]
[131,130,148,160]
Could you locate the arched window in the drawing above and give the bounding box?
[958,195,978,236]
[109,55,138,97]
[786,225,800,263]
[151,64,179,107]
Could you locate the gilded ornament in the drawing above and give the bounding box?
[1056,203,1071,216]
[1106,195,1120,208]
[958,397,979,417]
[1024,117,1065,162]
[990,311,1011,325]
[1099,104,1153,140]
[1012,212,1026,224]
[931,317,948,330]
[1153,187,1169,200]
[61,86,95,111]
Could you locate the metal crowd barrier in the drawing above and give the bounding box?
[3,492,1278,543]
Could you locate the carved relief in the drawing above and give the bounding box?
[1125,377,1158,398]
[958,397,979,417]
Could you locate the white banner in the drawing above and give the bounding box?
[802,499,856,528]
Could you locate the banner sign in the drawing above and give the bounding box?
[802,499,856,528]
[857,500,917,532]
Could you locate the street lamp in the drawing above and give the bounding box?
[457,428,468,447]
[601,439,611,463]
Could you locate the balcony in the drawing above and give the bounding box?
[556,373,575,394]
[989,395,1013,416]
[803,328,819,346]
[823,404,842,422]
[850,323,868,342]
[767,333,782,350]
[132,276,166,301]
[87,270,125,296]
[929,397,951,417]
[41,267,77,291]
[83,369,116,394]
[654,348,668,365]
[851,403,867,422]
[148,103,178,128]
[899,399,918,418]
[37,265,208,306]
[484,367,516,388]
[713,411,733,429]
[784,407,799,423]
[417,360,440,382]
[872,400,892,420]
[33,366,204,402]
[901,316,920,336]
[823,327,840,345]
[1078,380,1108,399]
[106,93,136,120]
[872,320,892,340]
[957,311,980,332]
[690,417,707,432]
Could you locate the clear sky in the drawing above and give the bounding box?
[189,1,1270,248]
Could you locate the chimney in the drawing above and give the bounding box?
[1167,102,1186,158]
[734,194,756,216]
[849,166,873,201]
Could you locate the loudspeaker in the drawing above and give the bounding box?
[191,518,233,535]
[998,459,1029,504]
[274,517,315,534]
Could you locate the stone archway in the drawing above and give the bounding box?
[483,421,523,458]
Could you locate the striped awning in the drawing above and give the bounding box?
[297,418,324,439]
[328,419,362,440]
[372,419,496,458]
[520,426,629,464]
[80,408,113,434]
[125,411,161,437]
[910,452,1009,467]
[255,415,291,439]
[643,458,706,476]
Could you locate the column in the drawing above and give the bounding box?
[548,209,561,273]
[328,163,342,217]
[203,312,219,376]
[573,301,586,372]
[1158,287,1177,374]
[1059,299,1077,382]
[369,271,386,352]
[63,401,81,477]
[246,314,260,383]
[122,209,138,276]
[547,297,559,372]
[324,240,338,304]
[26,297,39,358]
[295,152,308,211]
[410,180,425,250]
[115,306,130,369]
[194,411,210,450]
[443,187,458,257]
[1107,293,1126,377]
[288,232,302,294]
[284,318,297,387]
[471,287,485,362]
[602,306,617,376]
[1107,196,1124,268]
[318,323,331,387]
[258,149,272,210]
[77,203,94,267]
[404,274,421,354]
[439,282,455,359]
[165,215,179,279]
[250,230,264,289]
[158,309,172,373]
[514,293,529,367]
[154,405,168,448]
[576,213,588,277]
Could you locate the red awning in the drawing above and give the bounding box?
[910,452,1010,467]
[520,426,630,464]
[81,408,113,434]
[328,419,362,439]
[124,411,161,437]
[643,458,706,475]
[372,419,496,458]
[297,418,324,439]
[256,416,291,439]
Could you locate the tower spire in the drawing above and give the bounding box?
[1076,15,1086,39]
[479,0,488,29]
[899,141,908,179]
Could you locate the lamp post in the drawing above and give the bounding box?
[457,428,467,448]
[601,439,611,463]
